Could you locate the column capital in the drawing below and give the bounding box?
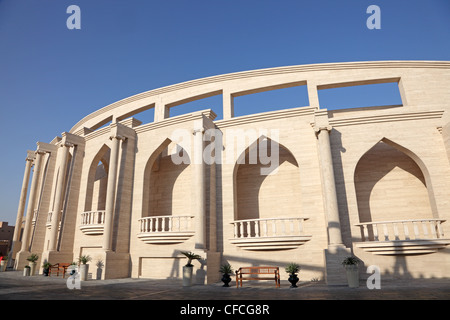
[109,122,135,141]
[109,134,127,141]
[60,142,74,148]
[60,132,85,147]
[26,150,35,162]
[192,128,205,135]
[35,149,47,156]
[314,125,333,133]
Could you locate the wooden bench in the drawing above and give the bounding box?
[49,263,72,278]
[235,266,280,288]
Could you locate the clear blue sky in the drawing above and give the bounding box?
[0,0,449,224]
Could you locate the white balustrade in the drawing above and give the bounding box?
[139,215,194,233]
[81,211,106,226]
[355,219,446,242]
[137,215,195,244]
[231,217,309,239]
[79,211,106,235]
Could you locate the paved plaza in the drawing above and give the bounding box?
[1,271,449,301]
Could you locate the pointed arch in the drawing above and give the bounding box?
[354,138,436,224]
[142,138,192,218]
[233,136,301,221]
[84,144,111,212]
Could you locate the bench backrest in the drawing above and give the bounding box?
[238,267,279,274]
[59,263,72,267]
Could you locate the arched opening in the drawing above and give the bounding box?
[84,145,110,213]
[145,145,191,218]
[140,139,193,237]
[354,141,433,223]
[353,140,450,254]
[80,145,110,234]
[234,138,301,221]
[230,137,311,249]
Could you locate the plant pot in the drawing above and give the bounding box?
[29,262,36,276]
[80,264,89,281]
[288,273,299,288]
[345,265,359,288]
[0,261,6,272]
[43,268,49,276]
[23,267,30,276]
[221,273,231,287]
[183,266,193,287]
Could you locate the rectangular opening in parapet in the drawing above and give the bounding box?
[317,81,403,111]
[233,84,309,117]
[134,107,154,125]
[169,93,223,120]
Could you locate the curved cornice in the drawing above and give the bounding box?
[69,60,450,134]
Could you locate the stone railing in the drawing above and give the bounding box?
[230,217,311,250]
[354,219,449,255]
[137,215,195,244]
[79,211,105,235]
[355,219,446,242]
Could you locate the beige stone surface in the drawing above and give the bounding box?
[10,61,450,284]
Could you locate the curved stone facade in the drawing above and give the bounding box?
[11,61,450,284]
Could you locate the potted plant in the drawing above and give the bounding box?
[78,255,92,281]
[27,253,39,276]
[219,263,233,287]
[42,262,52,276]
[96,260,104,280]
[342,256,360,288]
[285,263,300,288]
[180,251,201,287]
[23,265,31,276]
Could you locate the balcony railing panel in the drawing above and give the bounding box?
[354,219,450,255]
[79,211,105,235]
[230,217,311,250]
[355,219,446,242]
[137,215,195,244]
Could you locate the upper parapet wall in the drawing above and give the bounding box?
[69,61,450,135]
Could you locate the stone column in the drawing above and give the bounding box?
[193,126,206,249]
[102,134,124,251]
[9,152,35,264]
[48,142,72,252]
[316,125,343,246]
[314,118,350,285]
[19,150,46,253]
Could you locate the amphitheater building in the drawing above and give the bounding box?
[9,61,450,284]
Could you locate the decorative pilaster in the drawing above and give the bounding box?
[102,133,126,251]
[193,126,206,249]
[47,142,73,251]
